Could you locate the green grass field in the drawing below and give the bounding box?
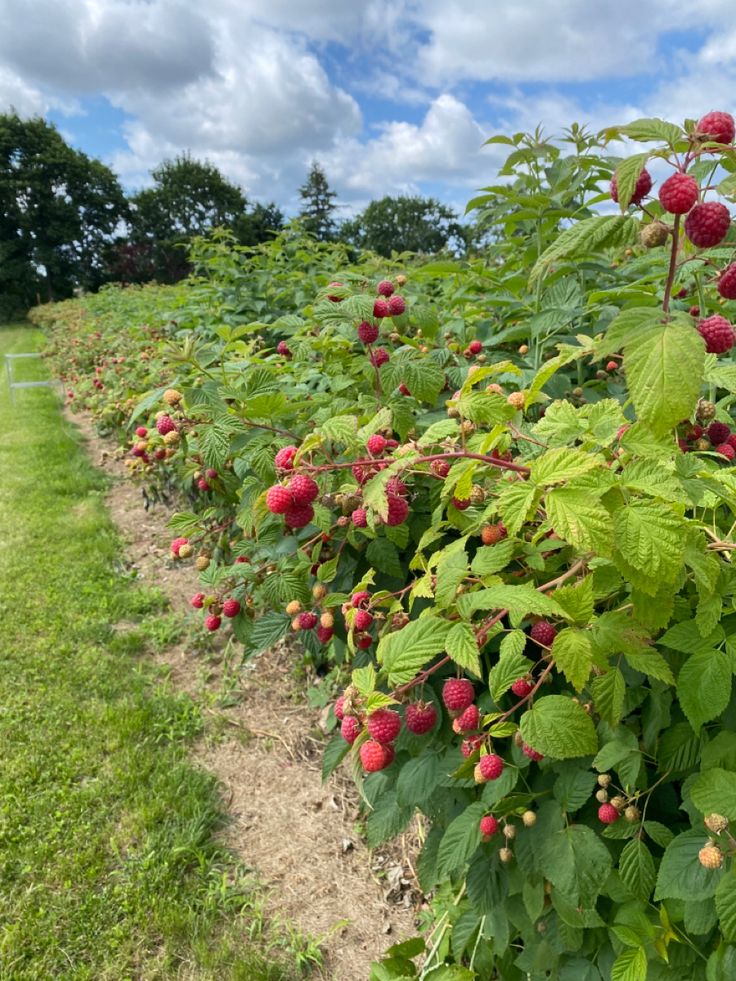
[0,325,317,980]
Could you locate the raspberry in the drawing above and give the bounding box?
[453,703,480,733]
[334,695,345,721]
[222,599,241,618]
[522,743,543,762]
[356,633,372,649]
[284,503,314,528]
[289,475,319,506]
[704,814,729,834]
[690,305,701,318]
[442,678,475,715]
[197,478,210,492]
[718,264,736,300]
[351,507,368,528]
[598,803,620,825]
[191,592,205,609]
[405,702,437,735]
[388,295,406,316]
[366,708,401,744]
[298,612,318,630]
[728,434,736,449]
[452,496,471,511]
[316,625,334,644]
[327,282,343,302]
[275,445,298,470]
[398,381,411,396]
[360,740,395,772]
[351,590,370,608]
[530,621,556,647]
[468,339,482,355]
[385,495,409,526]
[481,523,506,545]
[707,421,731,444]
[610,167,652,206]
[357,320,379,344]
[658,173,699,214]
[276,340,291,357]
[367,434,387,455]
[354,609,373,631]
[685,202,731,248]
[170,537,189,557]
[511,678,533,698]
[698,844,724,870]
[480,815,499,840]
[373,299,390,319]
[461,734,484,757]
[716,443,735,460]
[341,716,361,744]
[697,111,735,146]
[266,485,293,514]
[478,753,504,781]
[370,347,389,367]
[156,415,176,435]
[377,279,394,297]
[431,459,450,478]
[698,315,736,354]
[386,477,408,498]
[135,426,148,438]
[606,360,619,372]
[687,425,704,441]
[204,614,221,632]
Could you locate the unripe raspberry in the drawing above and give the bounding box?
[507,391,525,410]
[388,295,406,316]
[609,795,626,811]
[480,815,498,840]
[298,612,318,630]
[481,522,506,545]
[697,399,717,421]
[596,789,609,803]
[352,591,371,608]
[351,507,368,528]
[373,299,390,319]
[163,388,183,405]
[685,202,731,248]
[442,678,475,715]
[312,584,327,601]
[334,695,345,721]
[699,844,724,870]
[405,701,437,735]
[697,111,735,146]
[522,743,543,762]
[511,677,533,698]
[156,415,176,435]
[698,315,735,354]
[398,381,411,396]
[377,279,394,297]
[395,274,407,286]
[178,543,193,559]
[370,347,389,367]
[285,599,302,615]
[275,445,298,470]
[503,824,516,840]
[385,495,409,526]
[319,612,334,631]
[353,609,373,631]
[624,805,641,823]
[197,478,210,492]
[284,503,314,528]
[222,598,241,618]
[716,443,735,459]
[640,221,669,248]
[360,739,395,772]
[499,847,513,864]
[610,168,652,206]
[452,703,480,733]
[690,305,701,318]
[468,339,482,355]
[462,734,483,758]
[705,814,729,834]
[366,708,401,744]
[598,803,620,825]
[341,716,361,744]
[366,434,387,455]
[357,320,379,344]
[204,614,221,632]
[170,536,189,557]
[289,474,319,506]
[522,810,537,827]
[478,753,504,782]
[659,173,699,214]
[266,485,293,514]
[430,459,450,478]
[718,264,736,300]
[530,621,556,647]
[191,592,205,609]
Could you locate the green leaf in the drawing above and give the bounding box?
[470,539,516,576]
[538,825,612,905]
[488,633,531,701]
[624,317,705,436]
[396,752,442,808]
[553,576,594,625]
[496,480,540,537]
[691,768,736,821]
[319,413,358,444]
[435,547,468,608]
[322,732,350,781]
[366,538,403,578]
[445,622,481,677]
[619,838,656,901]
[677,649,732,732]
[248,611,291,655]
[530,215,640,285]
[614,117,684,144]
[610,946,647,981]
[366,791,413,847]
[456,390,513,425]
[377,616,452,685]
[520,696,598,759]
[436,802,486,877]
[457,583,564,620]
[716,873,736,942]
[655,829,725,900]
[591,668,626,725]
[530,447,603,487]
[551,628,593,692]
[546,487,613,554]
[622,649,674,685]
[613,499,685,586]
[613,153,650,210]
[363,468,393,520]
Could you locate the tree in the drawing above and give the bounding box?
[298,162,337,241]
[341,195,469,257]
[0,113,127,315]
[235,202,284,247]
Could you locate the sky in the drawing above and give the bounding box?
[2,0,736,218]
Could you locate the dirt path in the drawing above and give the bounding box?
[66,410,420,980]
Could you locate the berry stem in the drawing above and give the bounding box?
[302,450,531,477]
[662,214,681,313]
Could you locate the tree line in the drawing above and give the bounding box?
[1,113,475,318]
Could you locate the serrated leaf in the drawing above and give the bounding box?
[457,583,565,620]
[546,487,613,553]
[520,696,598,759]
[691,768,736,821]
[497,480,540,537]
[248,611,291,656]
[610,946,647,981]
[716,873,736,942]
[553,576,594,625]
[377,616,452,685]
[530,215,640,285]
[356,406,392,442]
[613,499,685,585]
[622,649,674,684]
[362,468,392,520]
[677,649,732,732]
[470,539,516,576]
[551,628,593,692]
[445,622,481,676]
[538,824,612,905]
[436,802,486,877]
[620,838,656,901]
[591,668,626,724]
[417,418,460,447]
[366,538,403,578]
[435,547,468,608]
[613,153,650,210]
[530,447,604,487]
[322,732,350,781]
[655,829,725,900]
[319,413,358,444]
[488,637,532,701]
[615,117,683,144]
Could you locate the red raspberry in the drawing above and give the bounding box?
[718,264,736,300]
[370,347,389,367]
[357,320,379,344]
[405,702,437,735]
[690,305,701,318]
[697,111,735,146]
[351,507,368,528]
[687,425,704,441]
[289,475,319,506]
[386,477,408,497]
[398,382,411,396]
[276,340,291,357]
[204,614,221,632]
[197,478,210,492]
[334,695,345,721]
[388,294,406,316]
[453,703,480,733]
[598,803,620,825]
[511,678,533,698]
[341,716,361,744]
[351,590,371,607]
[377,279,394,297]
[480,815,499,840]
[452,496,471,511]
[685,202,731,248]
[610,167,652,206]
[274,445,298,470]
[284,503,314,529]
[366,708,401,744]
[522,743,544,762]
[266,485,293,514]
[385,439,399,448]
[431,459,450,478]
[154,448,166,460]
[658,173,699,214]
[327,282,343,302]
[205,468,218,480]
[298,612,318,630]
[385,495,409,526]
[698,315,736,354]
[606,360,618,372]
[461,734,484,757]
[360,740,395,772]
[716,443,735,460]
[728,434,736,449]
[707,421,731,444]
[235,556,249,564]
[373,299,390,319]
[135,426,148,438]
[678,438,689,453]
[356,633,372,649]
[442,678,475,715]
[468,339,482,355]
[222,599,241,618]
[316,625,334,644]
[352,461,381,485]
[354,609,373,631]
[156,415,176,435]
[170,537,189,556]
[530,621,557,647]
[191,592,205,609]
[367,434,387,455]
[478,753,504,781]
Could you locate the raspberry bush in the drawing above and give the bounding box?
[34,113,736,979]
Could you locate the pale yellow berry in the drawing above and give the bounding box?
[503,824,516,840]
[163,388,183,405]
[195,555,210,571]
[507,391,525,410]
[499,847,513,863]
[705,814,729,834]
[698,845,724,870]
[286,599,302,616]
[320,612,334,629]
[312,584,327,601]
[624,806,640,823]
[522,810,536,827]
[177,543,193,559]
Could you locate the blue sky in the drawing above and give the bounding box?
[2,1,736,217]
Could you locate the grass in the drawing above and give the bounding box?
[0,325,320,980]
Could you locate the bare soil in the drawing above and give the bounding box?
[66,410,421,980]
